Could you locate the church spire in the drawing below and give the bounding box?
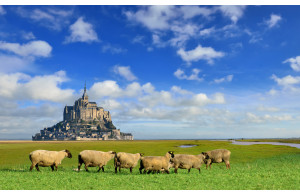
[82,81,88,100]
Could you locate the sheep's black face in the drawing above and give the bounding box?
[168,151,175,158]
[202,152,209,159]
[65,149,72,158]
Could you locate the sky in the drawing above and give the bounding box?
[0,4,300,139]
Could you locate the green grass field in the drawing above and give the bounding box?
[0,140,299,190]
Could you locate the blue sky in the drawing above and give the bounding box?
[0,4,300,139]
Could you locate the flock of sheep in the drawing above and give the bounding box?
[29,149,231,174]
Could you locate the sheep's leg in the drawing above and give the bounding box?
[147,170,152,174]
[188,168,191,173]
[119,166,121,172]
[55,165,58,171]
[139,163,144,174]
[30,164,35,171]
[84,164,89,172]
[198,168,201,173]
[115,166,118,173]
[51,165,55,172]
[35,164,40,172]
[174,167,178,174]
[78,162,82,172]
[165,170,170,174]
[209,163,212,169]
[130,167,132,173]
[143,169,147,174]
[102,167,105,172]
[97,166,101,172]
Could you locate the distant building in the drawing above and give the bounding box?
[32,83,133,141]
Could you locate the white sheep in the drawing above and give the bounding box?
[202,149,231,169]
[29,149,72,171]
[171,153,206,173]
[78,150,116,172]
[139,151,174,174]
[114,152,144,173]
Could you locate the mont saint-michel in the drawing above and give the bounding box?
[32,84,133,141]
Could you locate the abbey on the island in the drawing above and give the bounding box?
[63,84,111,123]
[32,83,133,141]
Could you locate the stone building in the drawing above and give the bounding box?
[63,83,111,123]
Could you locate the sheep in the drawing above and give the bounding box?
[114,152,144,173]
[139,151,174,174]
[78,150,116,172]
[202,149,231,169]
[29,149,72,171]
[170,153,206,174]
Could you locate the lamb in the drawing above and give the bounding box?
[78,150,116,172]
[114,152,144,173]
[29,149,72,171]
[202,149,231,169]
[139,151,174,174]
[170,153,206,174]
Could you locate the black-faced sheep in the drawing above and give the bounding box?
[171,153,206,174]
[78,150,116,172]
[114,152,144,173]
[202,149,231,169]
[139,151,174,174]
[29,149,72,171]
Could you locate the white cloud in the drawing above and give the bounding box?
[283,56,300,72]
[219,5,247,24]
[271,74,300,86]
[89,80,123,98]
[177,45,225,64]
[179,5,215,19]
[213,75,234,84]
[174,68,203,82]
[200,27,216,36]
[21,32,36,40]
[0,40,52,58]
[64,17,99,43]
[113,65,137,81]
[125,5,177,30]
[0,5,6,15]
[244,112,292,124]
[171,86,192,95]
[265,14,282,28]
[16,7,73,31]
[257,106,280,112]
[0,71,74,103]
[102,44,127,54]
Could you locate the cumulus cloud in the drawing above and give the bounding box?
[271,74,300,87]
[265,14,282,28]
[65,17,99,43]
[283,56,300,72]
[213,75,233,84]
[0,71,75,103]
[0,40,52,58]
[179,5,215,19]
[177,45,225,64]
[174,68,203,81]
[16,7,73,31]
[125,5,177,30]
[218,5,247,24]
[113,65,138,81]
[0,5,6,15]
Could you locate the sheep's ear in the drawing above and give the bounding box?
[201,152,205,154]
[140,153,144,157]
[111,151,116,154]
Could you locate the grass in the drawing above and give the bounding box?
[0,140,299,190]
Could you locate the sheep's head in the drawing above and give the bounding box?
[201,152,209,159]
[168,151,175,158]
[110,151,116,155]
[65,149,72,158]
[139,153,144,157]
